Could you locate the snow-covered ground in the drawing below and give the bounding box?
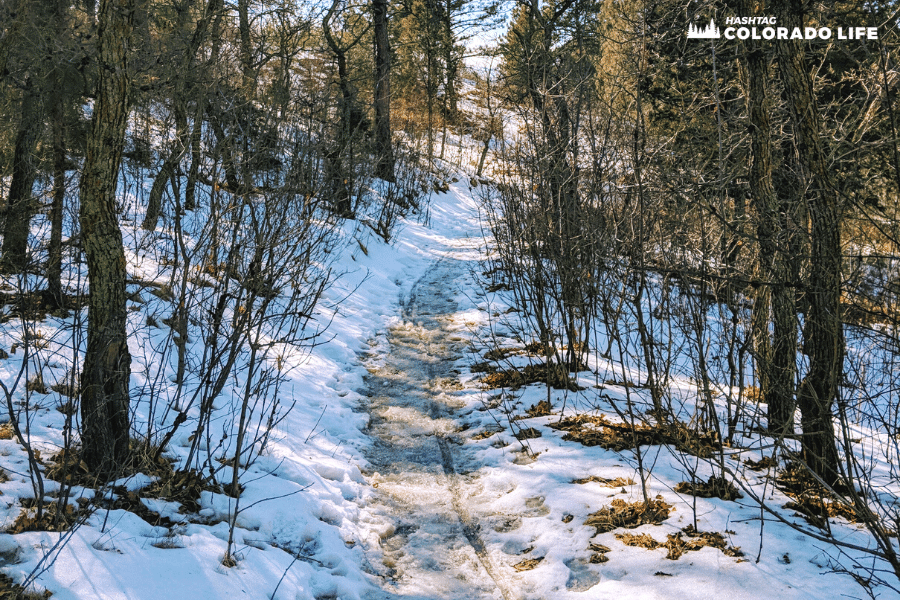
[0,170,889,600]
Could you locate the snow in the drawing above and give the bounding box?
[0,168,891,600]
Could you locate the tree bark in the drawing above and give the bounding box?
[46,0,71,306]
[79,0,135,476]
[772,0,842,485]
[142,0,220,229]
[47,93,67,305]
[372,0,395,181]
[739,0,797,436]
[0,80,41,272]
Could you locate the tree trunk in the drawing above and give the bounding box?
[0,81,41,272]
[79,0,135,476]
[143,0,220,228]
[372,0,395,181]
[739,0,796,435]
[323,0,359,216]
[443,0,457,120]
[46,0,70,306]
[47,94,66,305]
[772,0,842,486]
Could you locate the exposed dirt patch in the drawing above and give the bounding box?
[674,476,742,501]
[585,497,673,535]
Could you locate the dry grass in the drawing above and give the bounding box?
[483,347,520,361]
[588,542,611,563]
[512,556,543,571]
[572,475,635,487]
[744,455,778,471]
[616,525,744,560]
[674,476,742,501]
[480,362,578,391]
[513,427,541,440]
[550,414,720,457]
[0,574,51,599]
[469,361,497,374]
[584,497,673,535]
[472,427,503,440]
[524,399,552,418]
[776,462,863,528]
[7,501,79,534]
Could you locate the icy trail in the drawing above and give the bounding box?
[360,256,516,600]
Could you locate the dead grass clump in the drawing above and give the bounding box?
[616,532,660,549]
[45,445,220,519]
[151,534,186,549]
[514,427,541,440]
[54,402,75,417]
[603,378,646,389]
[523,341,551,356]
[0,573,51,599]
[616,525,743,560]
[44,450,91,485]
[550,414,720,457]
[584,497,673,535]
[470,361,497,374]
[776,462,861,528]
[525,399,551,418]
[472,427,503,440]
[480,362,578,391]
[99,489,174,528]
[664,421,721,458]
[551,414,656,452]
[46,443,173,488]
[25,375,47,395]
[143,469,222,513]
[572,475,635,487]
[512,556,543,571]
[0,423,13,440]
[50,381,78,398]
[588,542,611,563]
[744,455,778,471]
[674,476,742,501]
[480,369,524,389]
[483,347,520,361]
[744,386,763,403]
[8,501,79,533]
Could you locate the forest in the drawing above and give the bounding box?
[0,0,899,598]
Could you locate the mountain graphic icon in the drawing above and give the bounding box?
[687,19,721,39]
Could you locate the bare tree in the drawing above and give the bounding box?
[78,0,135,475]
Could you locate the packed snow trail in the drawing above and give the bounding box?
[360,256,517,600]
